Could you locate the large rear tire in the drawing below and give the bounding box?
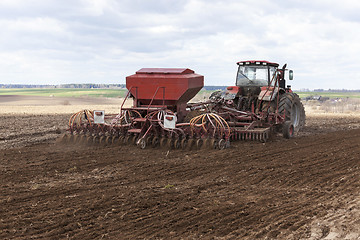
[278,92,305,132]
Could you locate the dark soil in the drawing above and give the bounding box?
[0,115,360,239]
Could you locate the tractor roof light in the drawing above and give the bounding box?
[237,60,279,67]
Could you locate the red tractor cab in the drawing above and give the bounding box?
[211,60,304,133]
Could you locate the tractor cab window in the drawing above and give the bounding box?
[269,66,276,82]
[236,65,277,87]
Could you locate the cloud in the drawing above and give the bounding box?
[0,0,359,89]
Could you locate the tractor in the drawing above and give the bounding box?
[208,60,305,138]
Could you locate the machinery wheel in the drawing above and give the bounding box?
[278,92,305,132]
[218,139,226,150]
[111,136,117,144]
[138,138,146,149]
[282,121,294,139]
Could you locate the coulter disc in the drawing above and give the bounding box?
[118,136,124,145]
[99,136,106,146]
[106,136,112,145]
[160,137,168,148]
[196,139,203,149]
[209,138,217,149]
[152,137,159,148]
[187,139,194,150]
[86,136,93,145]
[174,139,180,149]
[131,135,138,145]
[123,135,130,144]
[146,136,153,145]
[92,136,98,144]
[181,138,188,149]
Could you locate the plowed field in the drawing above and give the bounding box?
[1,113,360,239]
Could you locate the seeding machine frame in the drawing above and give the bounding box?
[63,61,305,150]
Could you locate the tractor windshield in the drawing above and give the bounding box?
[236,65,276,87]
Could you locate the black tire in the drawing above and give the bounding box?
[282,121,294,139]
[278,92,305,132]
[261,101,276,113]
[138,138,146,149]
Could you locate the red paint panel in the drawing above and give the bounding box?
[226,86,240,94]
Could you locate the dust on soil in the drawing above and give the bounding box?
[1,99,360,239]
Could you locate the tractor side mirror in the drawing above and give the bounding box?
[289,70,294,80]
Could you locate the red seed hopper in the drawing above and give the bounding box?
[126,68,203,121]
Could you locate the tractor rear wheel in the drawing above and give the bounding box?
[282,121,294,139]
[278,92,305,132]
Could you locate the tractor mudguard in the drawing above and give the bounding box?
[258,86,278,101]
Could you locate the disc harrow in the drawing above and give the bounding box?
[61,106,272,150]
[61,109,236,150]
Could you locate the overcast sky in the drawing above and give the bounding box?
[0,0,360,89]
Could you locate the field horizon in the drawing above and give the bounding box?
[1,88,360,99]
